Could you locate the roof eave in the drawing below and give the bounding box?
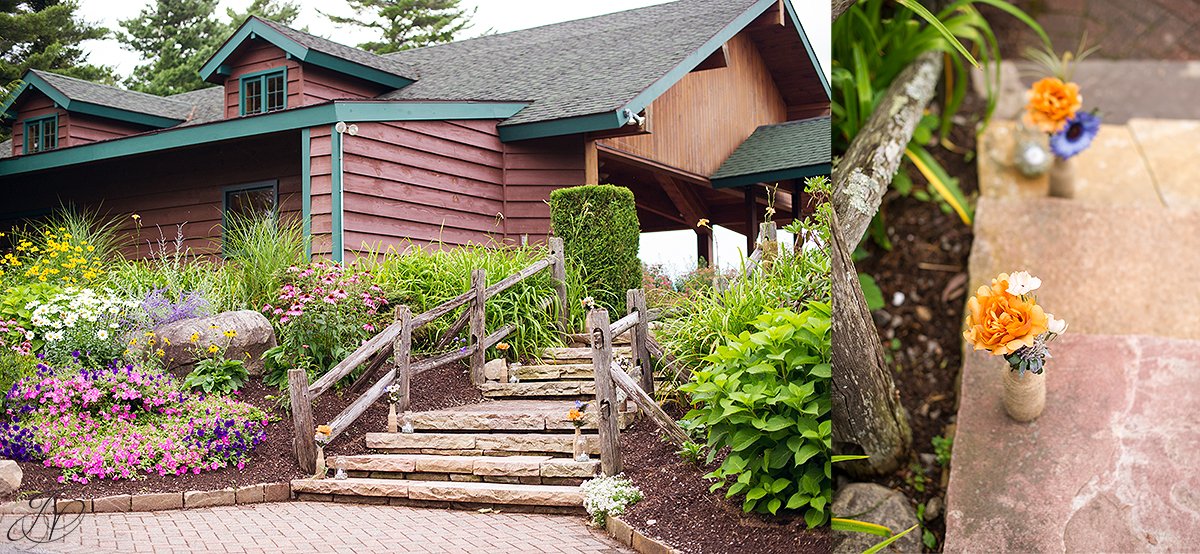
[200,18,416,90]
[1,71,183,128]
[710,162,831,189]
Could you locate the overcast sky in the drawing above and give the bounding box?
[73,0,830,276]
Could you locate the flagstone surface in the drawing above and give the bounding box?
[945,334,1200,552]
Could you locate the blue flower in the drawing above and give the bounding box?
[1050,111,1101,159]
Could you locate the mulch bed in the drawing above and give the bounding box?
[619,413,833,554]
[4,362,482,501]
[849,93,984,551]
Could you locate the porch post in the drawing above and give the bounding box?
[696,229,714,268]
[744,185,760,252]
[793,180,803,221]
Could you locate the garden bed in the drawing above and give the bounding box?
[618,418,833,554]
[851,94,984,550]
[2,362,481,502]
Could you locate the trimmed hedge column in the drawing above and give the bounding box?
[549,185,642,314]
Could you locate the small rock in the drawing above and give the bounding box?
[646,519,656,525]
[833,483,920,554]
[916,306,933,322]
[892,291,906,307]
[919,453,937,467]
[926,497,944,521]
[0,460,21,495]
[483,359,508,381]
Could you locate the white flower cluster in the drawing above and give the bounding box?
[27,288,136,343]
[581,473,643,527]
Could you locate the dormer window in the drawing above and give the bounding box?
[23,115,58,153]
[239,68,287,115]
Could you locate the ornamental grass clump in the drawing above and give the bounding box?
[580,474,643,527]
[0,360,267,484]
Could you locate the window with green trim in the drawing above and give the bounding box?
[23,115,58,154]
[240,68,287,115]
[222,181,278,255]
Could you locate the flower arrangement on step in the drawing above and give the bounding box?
[963,271,1067,422]
[313,424,332,478]
[568,400,589,462]
[1017,36,1103,198]
[385,383,411,433]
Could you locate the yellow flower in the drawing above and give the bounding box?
[131,214,141,221]
[223,329,237,338]
[190,332,200,343]
[696,218,710,228]
[207,344,220,354]
[156,349,166,358]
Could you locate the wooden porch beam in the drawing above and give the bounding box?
[744,185,760,252]
[585,140,599,185]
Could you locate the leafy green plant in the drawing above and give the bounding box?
[917,502,938,550]
[933,434,954,466]
[549,184,641,317]
[906,461,928,493]
[676,440,705,466]
[833,0,1049,226]
[680,304,831,525]
[182,328,249,394]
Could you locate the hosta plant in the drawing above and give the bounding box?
[680,303,831,526]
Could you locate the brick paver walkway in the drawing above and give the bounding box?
[986,0,1200,60]
[0,501,631,554]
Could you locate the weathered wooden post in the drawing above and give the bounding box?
[588,309,622,476]
[287,369,316,474]
[469,268,487,385]
[626,288,653,394]
[549,237,569,334]
[393,305,412,412]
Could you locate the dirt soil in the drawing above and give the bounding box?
[5,363,482,501]
[620,411,833,554]
[849,94,984,552]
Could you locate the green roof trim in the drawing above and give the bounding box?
[200,18,415,89]
[0,73,184,128]
[710,163,830,189]
[495,0,826,142]
[0,100,528,177]
[784,0,830,98]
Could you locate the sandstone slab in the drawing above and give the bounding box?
[970,197,1200,340]
[291,478,410,498]
[410,411,544,431]
[365,432,477,451]
[541,459,601,479]
[1128,118,1200,210]
[234,484,264,504]
[483,358,507,381]
[263,482,291,502]
[479,381,588,398]
[405,480,582,506]
[184,488,234,509]
[945,334,1200,551]
[473,456,550,477]
[130,492,182,512]
[91,494,131,513]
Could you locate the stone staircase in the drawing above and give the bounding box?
[292,336,638,513]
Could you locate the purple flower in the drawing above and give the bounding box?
[1050,111,1101,160]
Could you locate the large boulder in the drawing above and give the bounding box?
[155,310,277,376]
[0,460,21,495]
[833,482,920,554]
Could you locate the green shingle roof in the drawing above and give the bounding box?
[711,117,831,187]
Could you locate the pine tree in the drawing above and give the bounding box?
[323,0,473,54]
[0,0,115,90]
[226,0,301,27]
[119,0,227,96]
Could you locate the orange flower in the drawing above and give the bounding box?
[316,425,332,435]
[567,409,583,421]
[963,273,1049,356]
[495,342,510,351]
[1024,77,1082,133]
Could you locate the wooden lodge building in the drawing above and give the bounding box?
[0,0,829,262]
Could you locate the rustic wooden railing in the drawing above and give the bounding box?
[586,289,690,476]
[287,238,569,473]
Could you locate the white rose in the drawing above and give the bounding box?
[1046,313,1068,335]
[1006,271,1042,296]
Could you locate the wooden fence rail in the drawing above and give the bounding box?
[288,241,565,469]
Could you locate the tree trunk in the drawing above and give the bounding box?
[831,210,912,477]
[832,51,943,245]
[832,0,857,22]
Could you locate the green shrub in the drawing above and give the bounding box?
[679,304,831,526]
[223,212,306,311]
[549,185,641,317]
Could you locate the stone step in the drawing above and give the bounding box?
[537,346,632,363]
[407,399,635,432]
[366,432,601,456]
[565,332,631,346]
[328,454,599,485]
[479,381,594,398]
[291,477,583,507]
[508,363,663,382]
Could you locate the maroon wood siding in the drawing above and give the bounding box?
[340,120,507,252]
[222,41,303,118]
[301,65,389,105]
[501,135,587,245]
[10,92,65,156]
[308,126,334,256]
[66,113,151,145]
[0,132,303,258]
